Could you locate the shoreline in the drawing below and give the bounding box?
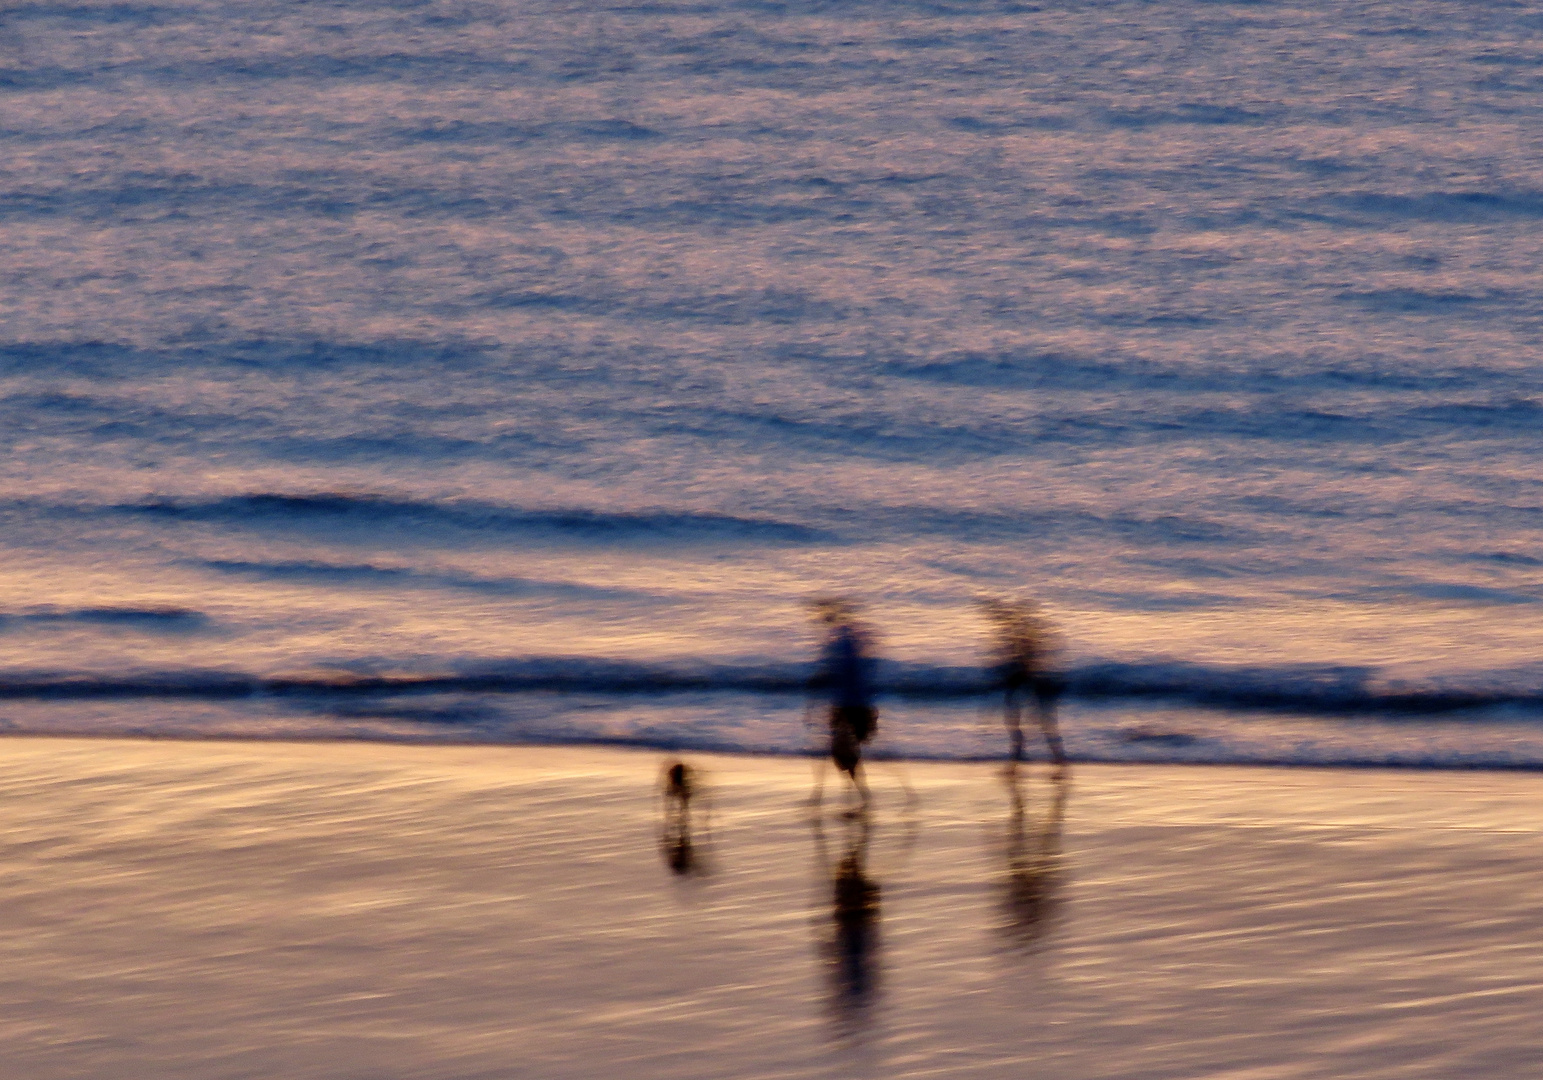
[7,726,1543,775]
[9,686,1543,772]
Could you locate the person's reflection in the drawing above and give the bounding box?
[1000,762,1067,951]
[659,760,706,876]
[811,810,882,1029]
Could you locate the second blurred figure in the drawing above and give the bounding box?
[981,599,1067,767]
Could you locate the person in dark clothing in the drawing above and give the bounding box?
[807,598,878,809]
[980,598,1067,767]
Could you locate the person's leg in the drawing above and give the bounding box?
[809,753,827,807]
[1035,692,1066,766]
[1004,687,1025,762]
[829,714,860,810]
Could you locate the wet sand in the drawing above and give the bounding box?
[0,738,1540,1079]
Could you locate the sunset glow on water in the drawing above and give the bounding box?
[3,0,1543,763]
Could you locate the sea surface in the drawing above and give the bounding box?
[3,0,1543,766]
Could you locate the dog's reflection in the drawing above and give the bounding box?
[811,810,882,1029]
[659,760,709,876]
[1000,763,1067,951]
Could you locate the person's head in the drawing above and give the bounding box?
[979,596,1040,622]
[809,596,857,627]
[978,598,1050,652]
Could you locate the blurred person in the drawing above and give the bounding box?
[806,598,878,811]
[980,599,1067,766]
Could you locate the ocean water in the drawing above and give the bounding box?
[3,0,1543,765]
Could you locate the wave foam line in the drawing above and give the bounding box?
[0,658,1542,716]
[111,493,831,544]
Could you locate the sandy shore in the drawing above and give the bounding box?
[0,738,1540,1078]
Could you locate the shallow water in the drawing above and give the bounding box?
[3,1,1543,763]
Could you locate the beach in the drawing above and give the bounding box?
[7,3,1543,1074]
[0,738,1540,1079]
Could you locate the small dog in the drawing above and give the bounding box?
[660,760,701,875]
[664,760,694,806]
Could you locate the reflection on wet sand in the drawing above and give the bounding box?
[810,810,882,1032]
[1000,763,1068,952]
[656,749,1060,1035]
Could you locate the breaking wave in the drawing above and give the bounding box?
[1,656,1539,717]
[0,607,209,631]
[115,493,832,544]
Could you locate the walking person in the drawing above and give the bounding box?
[980,599,1067,767]
[806,599,878,811]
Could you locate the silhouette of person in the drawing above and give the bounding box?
[980,599,1067,766]
[1000,762,1068,951]
[807,599,878,810]
[810,810,881,1028]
